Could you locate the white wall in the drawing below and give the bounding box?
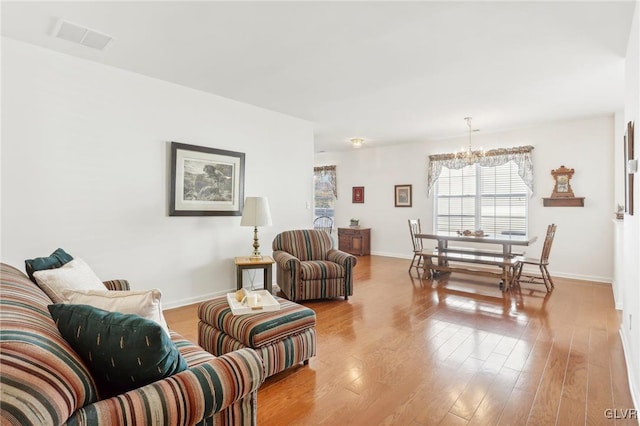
[620,0,640,410]
[1,38,315,308]
[317,115,615,283]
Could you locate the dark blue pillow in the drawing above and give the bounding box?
[25,248,73,282]
[48,303,187,397]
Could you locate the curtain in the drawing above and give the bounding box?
[427,145,535,195]
[313,165,337,199]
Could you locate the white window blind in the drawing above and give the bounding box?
[435,161,528,236]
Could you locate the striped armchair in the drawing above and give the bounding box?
[272,229,357,302]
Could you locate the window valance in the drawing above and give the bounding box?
[427,145,535,195]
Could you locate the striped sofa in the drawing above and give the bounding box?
[0,263,265,426]
[272,229,357,302]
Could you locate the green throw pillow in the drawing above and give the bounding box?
[25,248,73,282]
[48,303,187,397]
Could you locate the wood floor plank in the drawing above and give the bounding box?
[556,328,589,425]
[162,255,635,425]
[586,363,614,425]
[467,366,521,425]
[527,327,573,425]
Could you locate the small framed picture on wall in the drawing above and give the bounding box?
[394,184,412,207]
[352,186,364,203]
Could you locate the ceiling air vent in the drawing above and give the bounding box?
[53,19,113,50]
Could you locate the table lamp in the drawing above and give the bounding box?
[240,196,272,260]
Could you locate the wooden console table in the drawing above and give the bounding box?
[338,227,370,256]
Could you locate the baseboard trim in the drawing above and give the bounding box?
[163,289,230,310]
[619,327,640,413]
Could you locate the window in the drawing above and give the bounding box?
[435,161,529,236]
[313,166,336,221]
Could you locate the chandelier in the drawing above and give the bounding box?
[456,117,484,163]
[350,137,364,148]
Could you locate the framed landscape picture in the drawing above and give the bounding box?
[394,184,412,207]
[352,186,364,203]
[169,142,245,216]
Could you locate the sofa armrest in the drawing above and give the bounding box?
[66,348,265,425]
[273,250,300,271]
[102,279,130,291]
[327,249,357,269]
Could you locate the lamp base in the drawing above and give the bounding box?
[249,226,262,260]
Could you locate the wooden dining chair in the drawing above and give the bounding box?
[513,224,557,292]
[408,219,431,278]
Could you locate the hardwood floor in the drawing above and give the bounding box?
[164,255,636,425]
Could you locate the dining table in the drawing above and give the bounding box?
[416,231,538,257]
[415,231,538,289]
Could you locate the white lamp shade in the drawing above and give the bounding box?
[240,197,272,227]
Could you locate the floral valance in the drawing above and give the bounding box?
[427,145,535,195]
[314,165,337,199]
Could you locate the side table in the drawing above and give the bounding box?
[234,256,275,294]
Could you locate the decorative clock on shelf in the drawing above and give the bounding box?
[543,165,585,207]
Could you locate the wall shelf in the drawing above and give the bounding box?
[542,197,585,207]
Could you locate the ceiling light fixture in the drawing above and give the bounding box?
[457,117,484,163]
[350,137,364,148]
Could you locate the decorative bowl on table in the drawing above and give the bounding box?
[457,229,486,237]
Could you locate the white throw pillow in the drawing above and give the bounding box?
[60,288,170,334]
[33,258,105,303]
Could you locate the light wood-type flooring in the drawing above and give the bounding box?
[164,255,637,425]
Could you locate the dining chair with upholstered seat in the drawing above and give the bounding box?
[513,224,557,292]
[408,219,430,278]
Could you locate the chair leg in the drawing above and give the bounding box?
[409,254,418,273]
[513,263,522,283]
[539,265,550,292]
[508,265,518,289]
[542,265,555,289]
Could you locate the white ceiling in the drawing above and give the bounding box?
[1,1,635,152]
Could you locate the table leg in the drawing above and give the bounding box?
[438,240,448,266]
[236,267,243,290]
[265,265,273,294]
[502,244,513,290]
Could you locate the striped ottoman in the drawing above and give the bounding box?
[197,296,317,378]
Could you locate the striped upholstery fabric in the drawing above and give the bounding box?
[272,229,333,261]
[66,348,263,426]
[0,263,264,426]
[198,297,316,347]
[199,326,316,378]
[101,279,130,291]
[272,229,357,301]
[198,296,317,378]
[0,263,99,425]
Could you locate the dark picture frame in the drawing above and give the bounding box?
[352,186,364,203]
[625,121,635,215]
[169,142,245,216]
[394,184,412,207]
